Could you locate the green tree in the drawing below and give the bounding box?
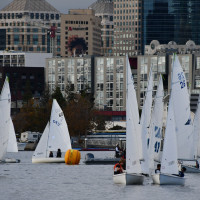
[51,86,66,108]
[23,80,32,104]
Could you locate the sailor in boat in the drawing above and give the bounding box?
[115,143,122,158]
[56,149,62,158]
[155,164,161,174]
[179,167,186,177]
[196,160,199,169]
[119,158,126,170]
[49,151,53,157]
[114,163,123,174]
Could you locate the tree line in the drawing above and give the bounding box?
[13,85,106,138]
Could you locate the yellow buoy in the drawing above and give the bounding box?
[65,149,81,165]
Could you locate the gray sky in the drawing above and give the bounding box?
[0,0,97,14]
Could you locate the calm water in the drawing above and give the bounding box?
[0,151,200,200]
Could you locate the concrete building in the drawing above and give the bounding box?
[0,0,61,56]
[61,9,102,57]
[113,0,142,56]
[46,55,138,112]
[46,56,94,95]
[0,50,52,67]
[0,51,52,112]
[89,0,114,56]
[138,40,200,112]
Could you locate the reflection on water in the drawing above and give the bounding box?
[0,151,199,200]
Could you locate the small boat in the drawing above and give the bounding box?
[152,173,185,185]
[113,56,144,185]
[84,153,120,165]
[181,164,200,173]
[148,75,164,174]
[152,55,185,185]
[113,173,144,185]
[32,99,72,163]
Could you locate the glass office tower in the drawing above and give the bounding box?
[143,0,200,50]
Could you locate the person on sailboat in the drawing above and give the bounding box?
[179,167,186,177]
[155,164,161,173]
[115,143,122,158]
[56,149,62,158]
[49,151,53,157]
[196,160,199,168]
[119,158,126,170]
[114,163,123,174]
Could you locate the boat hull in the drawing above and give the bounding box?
[32,157,65,163]
[152,173,185,185]
[113,173,144,185]
[182,164,200,173]
[84,158,120,165]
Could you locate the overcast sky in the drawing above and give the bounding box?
[0,0,97,14]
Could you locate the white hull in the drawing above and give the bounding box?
[32,157,65,163]
[113,173,144,185]
[152,173,185,185]
[182,164,200,173]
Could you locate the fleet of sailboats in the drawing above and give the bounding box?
[1,54,200,186]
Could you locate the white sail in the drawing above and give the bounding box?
[161,95,179,175]
[171,55,193,159]
[33,122,50,158]
[47,99,72,153]
[0,77,11,160]
[140,67,153,174]
[149,75,164,172]
[126,55,142,174]
[193,95,200,158]
[7,118,18,153]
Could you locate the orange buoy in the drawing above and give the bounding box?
[65,149,81,165]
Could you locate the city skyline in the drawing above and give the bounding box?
[0,0,97,14]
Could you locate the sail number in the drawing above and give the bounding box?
[178,72,186,89]
[53,120,60,126]
[154,141,160,153]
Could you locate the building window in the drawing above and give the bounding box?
[33,35,38,45]
[51,14,54,19]
[32,28,38,32]
[40,13,44,19]
[42,35,45,45]
[14,35,20,45]
[30,13,34,19]
[56,14,59,20]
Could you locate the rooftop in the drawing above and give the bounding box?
[1,0,59,12]
[89,0,113,14]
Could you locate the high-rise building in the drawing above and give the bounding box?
[60,9,102,57]
[89,0,114,56]
[113,0,142,56]
[0,0,61,56]
[143,0,200,50]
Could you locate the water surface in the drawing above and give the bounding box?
[0,151,199,200]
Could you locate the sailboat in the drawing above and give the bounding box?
[140,67,153,175]
[152,94,185,185]
[148,75,164,174]
[7,118,18,153]
[113,56,144,185]
[171,55,197,172]
[0,77,11,161]
[32,99,72,163]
